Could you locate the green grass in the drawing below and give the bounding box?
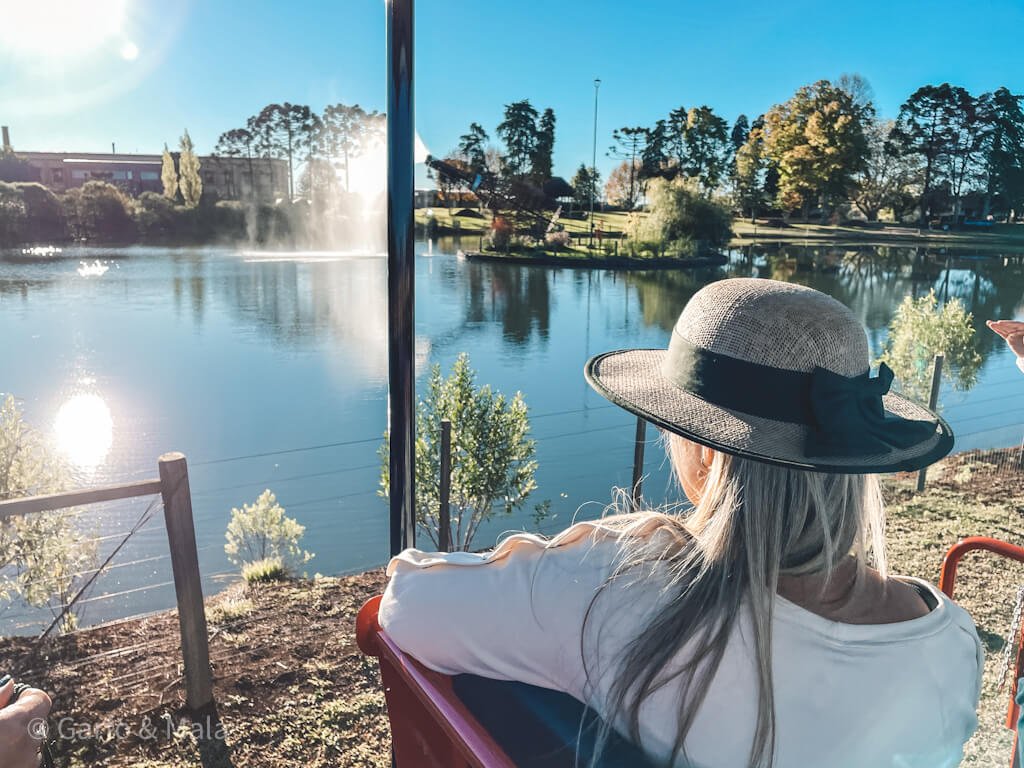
[241,557,288,584]
[416,207,634,236]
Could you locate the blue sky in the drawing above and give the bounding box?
[3,0,1023,182]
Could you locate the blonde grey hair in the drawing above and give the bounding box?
[579,432,887,767]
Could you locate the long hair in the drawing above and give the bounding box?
[578,433,887,767]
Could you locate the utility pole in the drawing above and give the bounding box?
[590,78,601,248]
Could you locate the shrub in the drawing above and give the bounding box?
[16,183,65,242]
[379,353,542,551]
[224,490,314,575]
[62,181,136,242]
[627,178,732,250]
[0,182,26,247]
[544,229,571,250]
[206,595,254,623]
[241,557,288,584]
[132,192,179,241]
[0,395,96,632]
[876,290,982,405]
[485,216,513,250]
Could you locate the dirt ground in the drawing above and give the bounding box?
[1,448,1022,767]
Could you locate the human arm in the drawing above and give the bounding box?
[987,319,1024,373]
[0,677,51,768]
[377,525,619,697]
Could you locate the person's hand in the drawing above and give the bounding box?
[0,677,51,768]
[987,319,1024,358]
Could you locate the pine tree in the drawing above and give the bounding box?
[178,130,203,208]
[160,144,178,201]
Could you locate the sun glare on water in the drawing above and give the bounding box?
[55,393,113,472]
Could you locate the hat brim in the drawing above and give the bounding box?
[585,349,954,474]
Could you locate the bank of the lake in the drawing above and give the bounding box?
[461,248,728,270]
[2,448,1019,767]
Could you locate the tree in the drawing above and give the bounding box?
[762,80,871,218]
[270,103,320,199]
[876,291,981,404]
[851,119,923,221]
[178,130,203,208]
[640,120,669,180]
[608,127,647,210]
[571,163,601,210]
[214,127,256,199]
[379,353,538,551]
[458,122,489,169]
[497,100,539,176]
[225,489,313,574]
[605,160,643,209]
[893,84,965,224]
[982,87,1024,219]
[665,106,689,176]
[0,395,96,633]
[0,183,27,247]
[730,115,750,155]
[734,127,767,221]
[320,103,385,193]
[940,88,988,219]
[161,144,178,201]
[683,106,730,194]
[836,73,876,113]
[531,107,556,182]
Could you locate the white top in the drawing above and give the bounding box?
[1017,356,1024,375]
[380,521,983,768]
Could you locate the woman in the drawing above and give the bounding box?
[380,278,982,767]
[0,675,51,768]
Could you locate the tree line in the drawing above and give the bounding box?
[599,76,1024,224]
[214,102,386,201]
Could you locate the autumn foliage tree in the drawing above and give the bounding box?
[762,80,871,218]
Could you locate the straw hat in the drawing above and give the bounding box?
[585,278,953,473]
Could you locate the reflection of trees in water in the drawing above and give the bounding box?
[464,263,550,346]
[170,250,208,327]
[625,269,709,332]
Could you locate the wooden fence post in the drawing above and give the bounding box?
[438,420,452,552]
[159,452,214,711]
[632,416,647,508]
[916,355,944,493]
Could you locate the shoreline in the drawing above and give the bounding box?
[461,249,728,270]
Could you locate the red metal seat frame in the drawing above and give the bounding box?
[356,595,516,767]
[939,536,1024,768]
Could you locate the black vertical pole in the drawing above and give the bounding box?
[632,416,646,508]
[387,0,415,556]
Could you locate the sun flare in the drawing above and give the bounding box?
[54,393,113,471]
[2,0,127,58]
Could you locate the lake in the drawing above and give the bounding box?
[2,239,1023,631]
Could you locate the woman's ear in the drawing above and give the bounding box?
[700,445,716,471]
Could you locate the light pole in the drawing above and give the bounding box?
[590,78,601,248]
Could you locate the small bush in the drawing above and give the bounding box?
[485,216,513,250]
[224,489,314,576]
[242,557,288,584]
[544,230,571,250]
[206,595,254,623]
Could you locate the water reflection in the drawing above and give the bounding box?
[54,392,112,472]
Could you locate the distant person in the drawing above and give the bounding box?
[987,319,1024,373]
[0,675,51,768]
[380,278,982,767]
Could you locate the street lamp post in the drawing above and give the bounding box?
[590,78,601,248]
